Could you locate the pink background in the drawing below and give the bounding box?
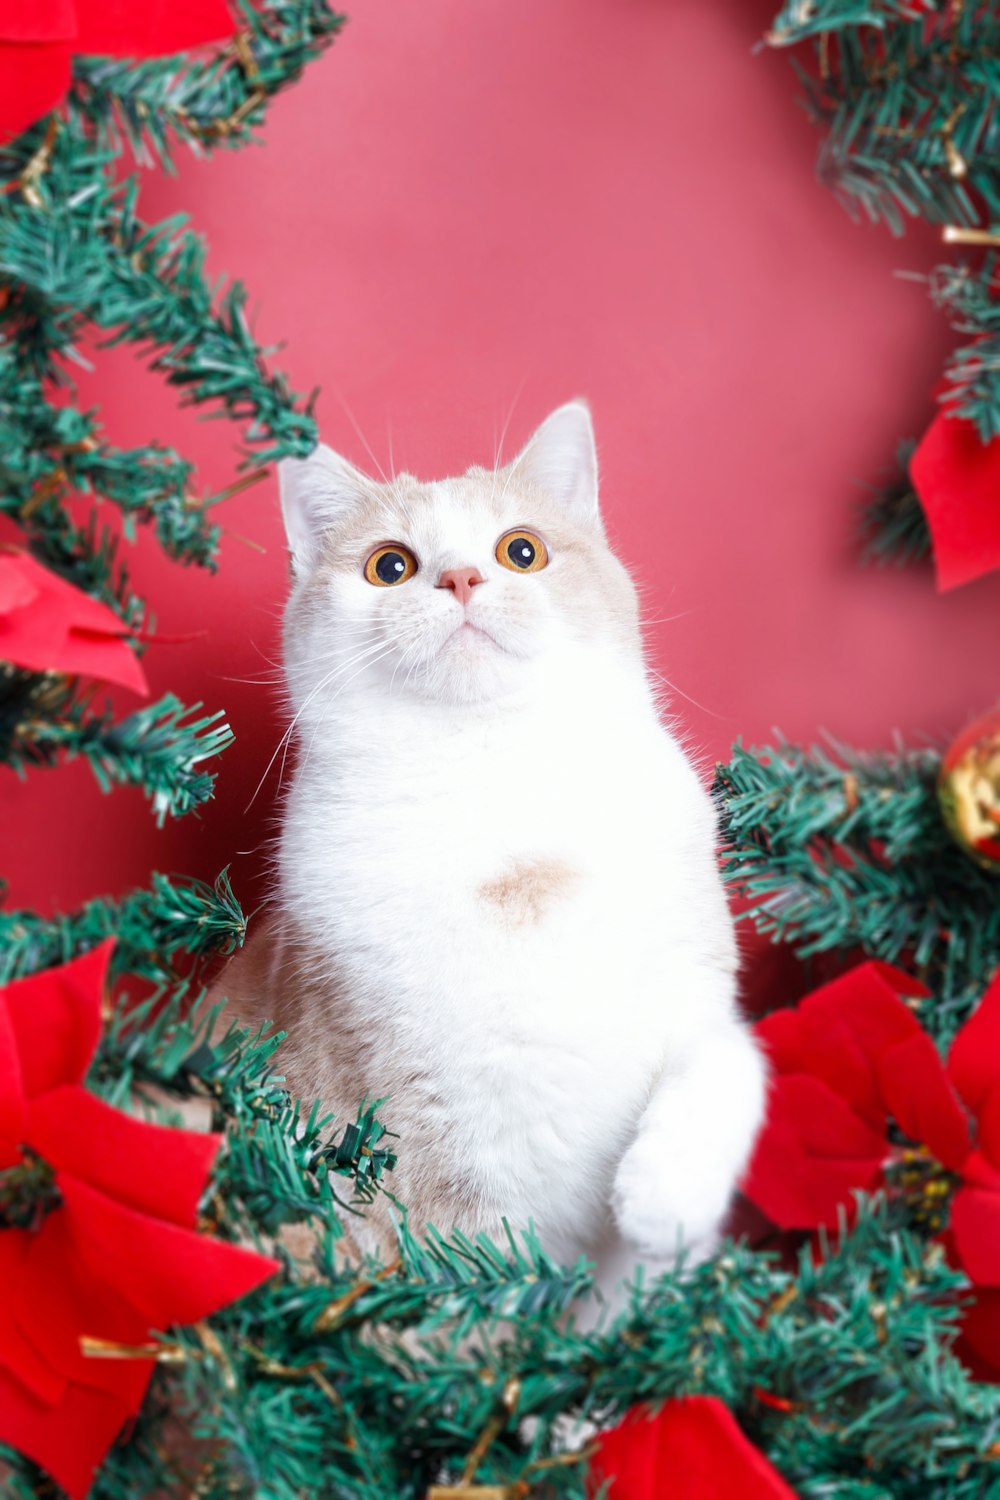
[7,0,1000,978]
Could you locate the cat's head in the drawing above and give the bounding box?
[279,402,640,711]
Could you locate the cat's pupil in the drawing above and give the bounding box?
[507,537,535,569]
[376,551,407,584]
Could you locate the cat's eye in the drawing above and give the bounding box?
[495,529,548,574]
[364,543,418,586]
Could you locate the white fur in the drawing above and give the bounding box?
[274,403,766,1296]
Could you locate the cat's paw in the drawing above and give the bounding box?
[611,1136,730,1267]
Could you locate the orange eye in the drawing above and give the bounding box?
[495,529,548,574]
[364,543,418,586]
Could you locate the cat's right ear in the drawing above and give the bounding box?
[279,444,372,578]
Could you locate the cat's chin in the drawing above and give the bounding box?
[404,625,526,706]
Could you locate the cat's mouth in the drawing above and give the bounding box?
[447,619,501,649]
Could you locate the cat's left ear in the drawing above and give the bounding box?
[510,401,599,525]
[278,443,373,579]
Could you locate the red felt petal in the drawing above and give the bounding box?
[0,994,27,1160]
[74,0,236,55]
[976,1085,1000,1172]
[0,1,75,42]
[958,1287,1000,1382]
[776,1075,889,1159]
[589,1397,797,1500]
[0,1363,132,1500]
[758,964,925,1132]
[740,1075,885,1230]
[0,555,40,608]
[753,1007,806,1072]
[876,1032,970,1172]
[28,1085,221,1228]
[2,940,112,1098]
[948,970,1000,1118]
[16,1208,154,1409]
[950,1186,1000,1286]
[911,406,1000,591]
[590,1402,659,1495]
[0,1231,65,1405]
[0,43,69,144]
[0,551,147,694]
[962,1148,1000,1193]
[61,1174,278,1329]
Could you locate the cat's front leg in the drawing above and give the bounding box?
[611,1021,766,1266]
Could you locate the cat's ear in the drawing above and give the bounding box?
[278,444,373,577]
[510,401,599,524]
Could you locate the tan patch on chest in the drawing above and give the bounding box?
[478,856,580,926]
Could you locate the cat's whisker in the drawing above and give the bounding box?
[490,383,526,500]
[333,392,391,486]
[645,665,726,720]
[639,609,699,631]
[389,627,431,696]
[247,635,394,809]
[298,641,399,769]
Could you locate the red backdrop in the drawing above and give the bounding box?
[7,0,999,978]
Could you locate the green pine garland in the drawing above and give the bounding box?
[766,2,1000,564]
[7,986,999,1499]
[0,0,337,1006]
[713,737,1000,1043]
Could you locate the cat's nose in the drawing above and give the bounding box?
[436,566,485,607]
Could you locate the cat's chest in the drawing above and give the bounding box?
[294,717,680,908]
[284,717,712,1034]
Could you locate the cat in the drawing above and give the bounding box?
[214,401,766,1298]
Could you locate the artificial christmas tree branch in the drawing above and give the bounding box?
[0,383,217,575]
[1,681,234,825]
[713,739,1000,1040]
[932,258,1000,441]
[72,0,345,166]
[0,156,318,466]
[0,871,245,985]
[766,4,1000,572]
[859,440,932,566]
[782,8,1000,232]
[0,3,341,1027]
[767,2,936,46]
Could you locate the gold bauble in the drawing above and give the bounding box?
[938,710,1000,873]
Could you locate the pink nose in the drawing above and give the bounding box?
[436,566,485,607]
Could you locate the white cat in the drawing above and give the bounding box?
[217,402,766,1296]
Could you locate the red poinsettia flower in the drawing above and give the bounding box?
[741,961,1000,1377]
[0,0,237,145]
[0,942,278,1498]
[588,1396,797,1498]
[0,549,147,695]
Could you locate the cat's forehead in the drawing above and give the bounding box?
[319,465,553,567]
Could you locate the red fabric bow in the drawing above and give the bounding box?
[741,961,1000,1377]
[0,0,237,144]
[0,549,147,695]
[0,943,279,1497]
[588,1397,797,1498]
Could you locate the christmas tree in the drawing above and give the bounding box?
[2,4,1000,1497]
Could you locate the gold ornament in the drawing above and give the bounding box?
[938,710,1000,872]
